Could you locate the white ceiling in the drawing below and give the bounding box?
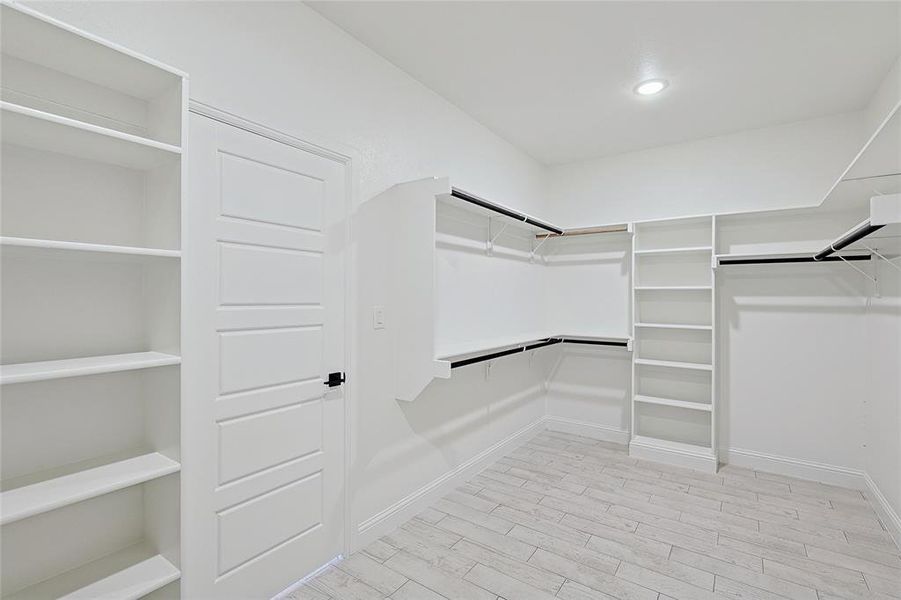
[308,1,901,165]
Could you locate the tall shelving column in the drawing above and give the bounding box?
[629,216,717,472]
[0,3,187,598]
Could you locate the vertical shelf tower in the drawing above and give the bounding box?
[0,3,187,598]
[629,216,718,472]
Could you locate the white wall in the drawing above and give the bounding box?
[25,0,550,558]
[546,112,865,226]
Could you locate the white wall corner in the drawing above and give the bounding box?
[864,472,901,552]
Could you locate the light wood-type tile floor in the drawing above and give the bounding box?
[292,431,901,600]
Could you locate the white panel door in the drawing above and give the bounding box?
[184,113,346,599]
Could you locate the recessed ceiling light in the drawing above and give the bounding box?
[634,79,668,96]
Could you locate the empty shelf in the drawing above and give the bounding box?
[4,542,179,600]
[630,435,714,454]
[0,237,181,262]
[0,452,180,525]
[634,286,712,291]
[1,102,181,169]
[634,394,712,412]
[0,352,181,385]
[634,246,712,255]
[635,323,713,331]
[635,358,713,371]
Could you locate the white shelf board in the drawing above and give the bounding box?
[1,2,185,98]
[0,352,181,385]
[436,333,630,361]
[634,394,712,412]
[630,435,714,455]
[0,237,180,262]
[635,323,712,331]
[634,358,713,371]
[634,286,712,291]
[4,542,179,600]
[634,246,712,256]
[435,332,557,360]
[1,102,181,169]
[0,452,180,525]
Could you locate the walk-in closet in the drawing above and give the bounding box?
[1,2,899,599]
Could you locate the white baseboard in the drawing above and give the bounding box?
[863,472,901,552]
[629,436,718,473]
[721,447,867,490]
[543,415,629,445]
[354,417,545,549]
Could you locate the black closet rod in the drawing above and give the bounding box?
[720,255,872,265]
[449,337,627,369]
[813,221,885,261]
[450,188,565,235]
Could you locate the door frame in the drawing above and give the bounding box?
[186,100,360,569]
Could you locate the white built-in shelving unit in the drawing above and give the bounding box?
[0,3,186,598]
[630,216,718,472]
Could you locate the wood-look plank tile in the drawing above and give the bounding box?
[670,547,816,600]
[337,553,408,595]
[363,538,399,563]
[435,515,536,561]
[719,536,867,585]
[507,524,620,575]
[615,561,717,599]
[463,563,557,600]
[287,585,333,600]
[584,535,715,589]
[554,579,619,600]
[714,575,796,600]
[563,514,671,556]
[389,580,448,600]
[384,551,495,600]
[445,489,496,512]
[865,573,901,599]
[469,475,544,504]
[433,498,514,534]
[451,538,564,594]
[311,566,385,600]
[491,505,590,546]
[304,431,891,600]
[804,545,901,582]
[380,527,476,578]
[528,548,657,600]
[608,505,716,543]
[472,487,566,522]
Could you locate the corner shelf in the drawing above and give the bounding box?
[0,236,181,262]
[0,101,181,169]
[4,543,179,600]
[1,452,180,525]
[0,352,181,385]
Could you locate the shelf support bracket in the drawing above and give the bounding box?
[531,234,550,262]
[837,254,878,294]
[862,244,901,274]
[487,218,509,256]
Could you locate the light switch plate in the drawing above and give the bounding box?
[373,305,385,329]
